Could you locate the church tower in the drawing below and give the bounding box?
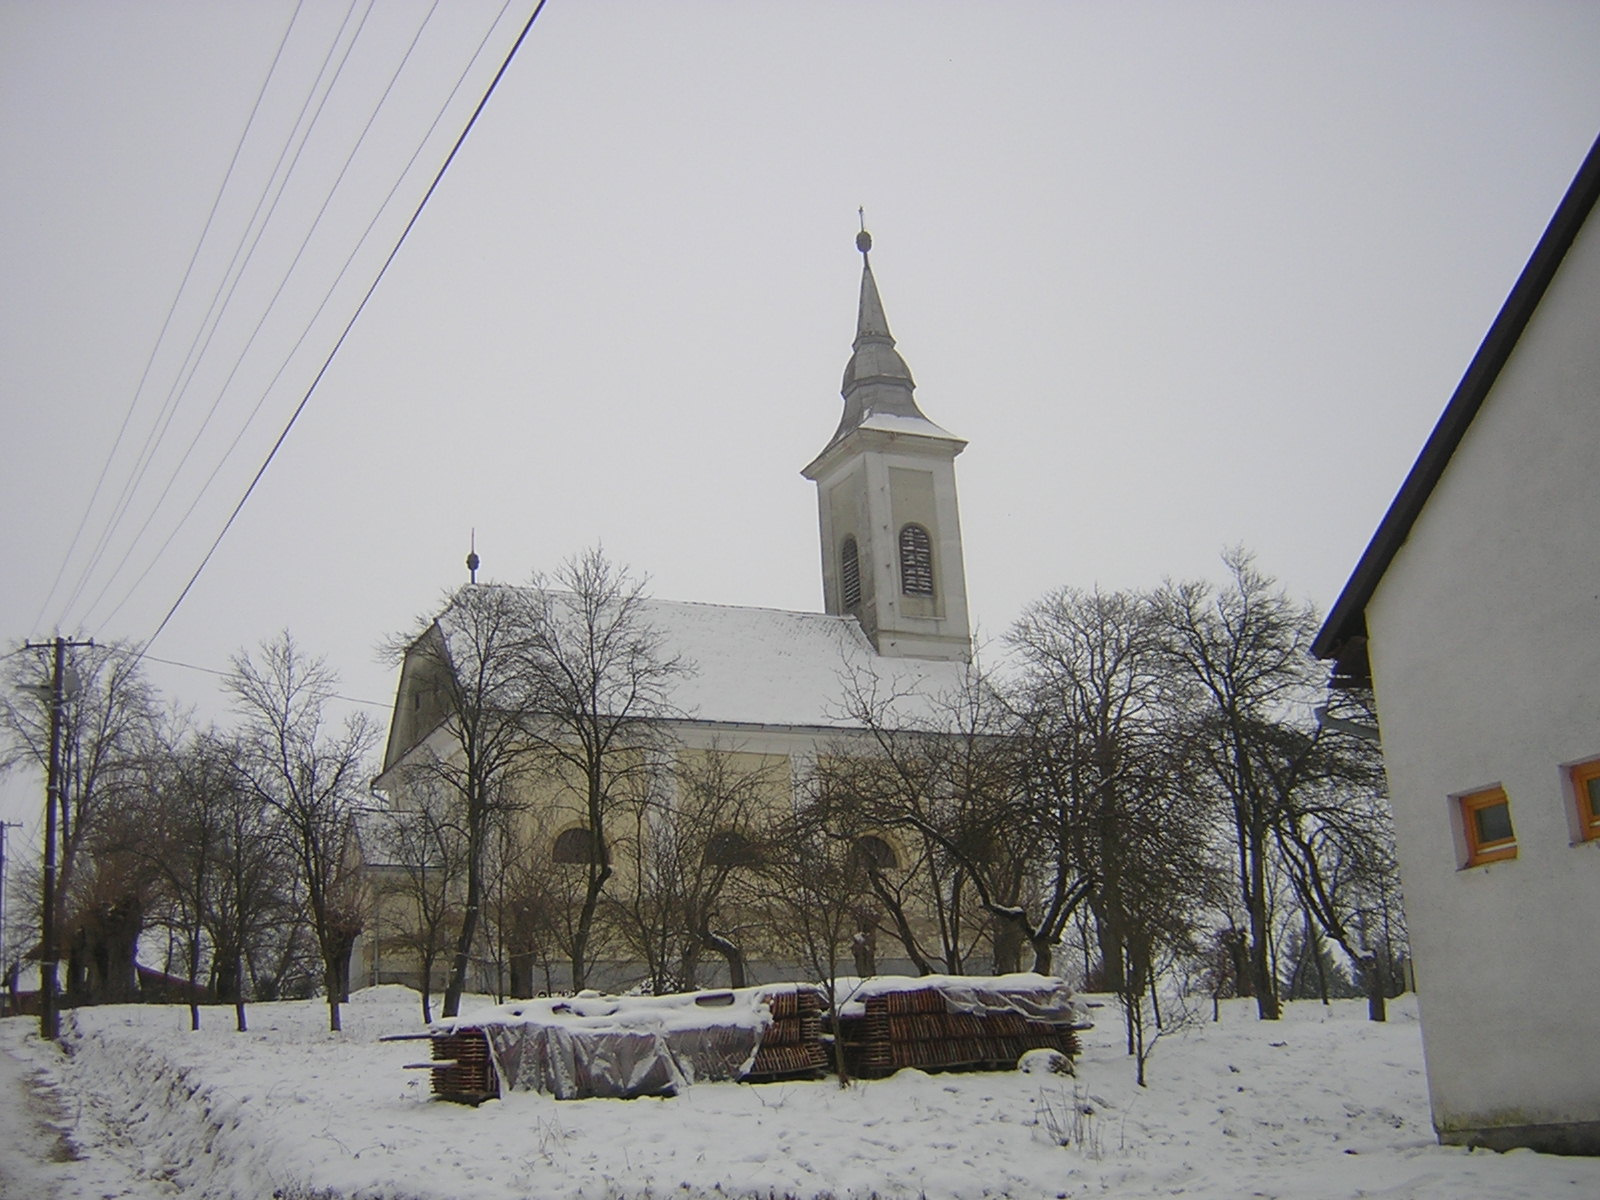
[802,230,972,662]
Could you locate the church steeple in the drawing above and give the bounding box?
[827,229,939,449]
[802,229,972,662]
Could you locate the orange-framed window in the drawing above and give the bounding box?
[1570,760,1600,842]
[1459,785,1518,866]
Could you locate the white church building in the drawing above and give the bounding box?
[1314,133,1600,1154]
[371,232,983,990]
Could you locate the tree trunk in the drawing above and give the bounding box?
[1093,908,1126,993]
[443,870,482,1018]
[700,927,747,990]
[873,888,934,976]
[187,930,203,1032]
[1312,929,1329,1006]
[234,955,247,1033]
[571,862,611,993]
[1247,825,1280,1019]
[507,949,535,1001]
[324,950,344,1032]
[1361,954,1387,1022]
[1226,929,1252,998]
[333,928,357,1003]
[992,917,1025,974]
[419,947,436,1024]
[1030,934,1054,976]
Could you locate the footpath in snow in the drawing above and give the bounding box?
[1,986,1597,1200]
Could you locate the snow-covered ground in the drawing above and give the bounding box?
[2,986,1596,1199]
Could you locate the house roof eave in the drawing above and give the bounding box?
[1313,130,1600,673]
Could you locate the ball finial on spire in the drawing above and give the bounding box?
[856,207,871,255]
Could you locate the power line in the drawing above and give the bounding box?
[32,0,309,636]
[91,0,447,631]
[59,0,369,631]
[133,0,549,662]
[134,651,392,710]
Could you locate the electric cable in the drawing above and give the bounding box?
[58,0,366,631]
[96,0,505,633]
[132,0,548,664]
[31,0,308,635]
[126,649,392,710]
[90,1,446,631]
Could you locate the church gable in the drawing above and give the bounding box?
[382,623,455,771]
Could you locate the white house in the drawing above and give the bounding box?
[1313,133,1600,1154]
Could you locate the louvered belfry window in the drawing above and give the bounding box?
[841,537,861,608]
[899,524,934,596]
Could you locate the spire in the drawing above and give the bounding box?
[853,227,894,344]
[832,226,926,442]
[801,222,972,664]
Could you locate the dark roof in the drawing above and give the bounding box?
[1312,131,1600,684]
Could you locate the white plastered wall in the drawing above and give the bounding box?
[1363,207,1600,1138]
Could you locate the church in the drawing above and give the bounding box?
[367,232,988,995]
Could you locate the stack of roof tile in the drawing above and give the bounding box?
[743,983,828,1081]
[404,976,1082,1101]
[414,983,830,1101]
[426,1026,499,1103]
[835,977,1084,1078]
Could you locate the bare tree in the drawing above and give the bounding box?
[606,798,682,995]
[608,745,781,991]
[383,583,538,1018]
[757,786,877,1086]
[1158,550,1323,1020]
[370,772,465,1022]
[203,733,292,1032]
[830,661,1091,975]
[227,633,376,1032]
[503,806,616,995]
[1,642,158,1005]
[1264,687,1404,1020]
[134,722,229,1029]
[512,549,687,992]
[131,723,290,1032]
[1007,586,1195,991]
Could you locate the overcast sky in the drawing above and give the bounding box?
[3,1,1599,835]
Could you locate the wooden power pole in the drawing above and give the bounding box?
[23,636,93,1040]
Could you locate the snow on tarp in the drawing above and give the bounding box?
[833,972,1092,1026]
[435,985,807,1100]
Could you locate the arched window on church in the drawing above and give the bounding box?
[850,834,898,874]
[704,829,758,869]
[552,826,599,864]
[898,524,934,597]
[840,537,861,609]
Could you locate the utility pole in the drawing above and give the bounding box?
[23,636,93,1041]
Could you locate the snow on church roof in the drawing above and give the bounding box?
[435,589,972,732]
[641,597,969,728]
[855,410,962,442]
